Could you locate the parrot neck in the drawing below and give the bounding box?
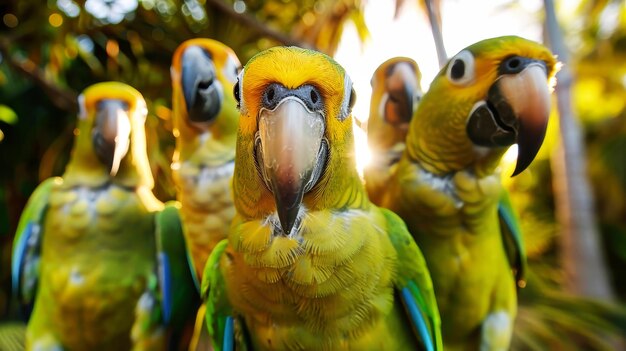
[173,130,237,167]
[306,149,369,212]
[404,92,474,175]
[63,158,152,189]
[405,132,475,176]
[471,147,508,177]
[406,143,506,178]
[405,111,506,177]
[63,130,154,189]
[172,92,238,166]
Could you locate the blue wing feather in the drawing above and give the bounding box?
[222,316,234,351]
[155,202,200,348]
[11,222,31,297]
[11,178,56,320]
[401,287,434,351]
[158,252,173,324]
[382,208,442,351]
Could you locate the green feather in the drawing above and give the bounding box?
[11,177,57,313]
[498,190,528,287]
[155,201,201,334]
[382,208,443,351]
[202,239,235,351]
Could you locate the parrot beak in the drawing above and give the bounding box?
[256,84,327,236]
[181,45,222,124]
[466,57,551,176]
[384,62,419,125]
[92,99,132,176]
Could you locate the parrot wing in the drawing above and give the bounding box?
[497,190,527,288]
[11,177,57,319]
[201,239,249,351]
[155,201,201,344]
[382,208,443,351]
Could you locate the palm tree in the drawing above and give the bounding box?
[543,0,615,300]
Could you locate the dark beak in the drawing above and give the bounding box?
[467,56,551,176]
[384,61,420,125]
[92,99,131,176]
[181,46,222,124]
[255,83,327,236]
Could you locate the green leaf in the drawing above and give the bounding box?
[0,105,17,125]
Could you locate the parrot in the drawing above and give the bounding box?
[380,36,558,350]
[11,82,198,350]
[364,57,422,205]
[170,38,241,281]
[200,46,443,351]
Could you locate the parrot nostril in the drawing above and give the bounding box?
[198,79,213,90]
[310,90,318,104]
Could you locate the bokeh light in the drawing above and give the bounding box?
[57,0,81,17]
[85,0,138,24]
[3,13,18,28]
[49,13,64,27]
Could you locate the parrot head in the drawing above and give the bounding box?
[233,46,362,236]
[64,82,153,188]
[407,36,557,176]
[170,39,241,163]
[368,57,422,161]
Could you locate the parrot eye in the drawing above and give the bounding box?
[233,80,240,108]
[446,50,475,85]
[233,69,245,111]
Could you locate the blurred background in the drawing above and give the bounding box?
[1,0,626,349]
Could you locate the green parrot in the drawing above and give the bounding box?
[200,46,442,351]
[364,57,422,205]
[11,82,198,350]
[381,36,558,350]
[170,39,241,281]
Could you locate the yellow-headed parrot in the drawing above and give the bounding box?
[364,57,422,205]
[381,36,557,350]
[11,82,198,350]
[200,46,443,351]
[170,39,241,281]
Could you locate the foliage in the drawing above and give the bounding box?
[574,0,626,301]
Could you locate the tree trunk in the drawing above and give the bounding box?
[543,0,615,300]
[423,0,447,68]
